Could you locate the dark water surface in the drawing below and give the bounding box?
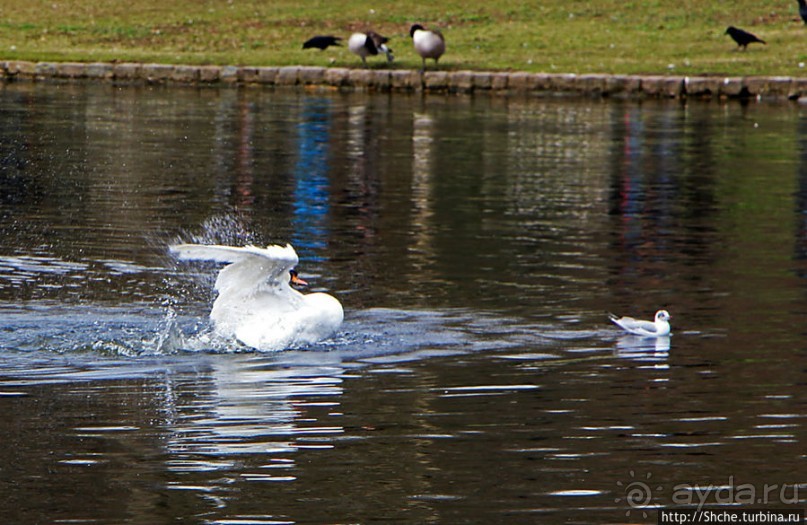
[0,82,804,523]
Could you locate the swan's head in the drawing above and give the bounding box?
[655,310,671,322]
[289,269,308,287]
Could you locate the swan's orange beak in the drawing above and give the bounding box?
[289,270,308,287]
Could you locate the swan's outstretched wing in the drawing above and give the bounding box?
[171,243,298,266]
[170,243,299,295]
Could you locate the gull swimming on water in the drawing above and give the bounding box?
[608,310,671,338]
[170,243,343,351]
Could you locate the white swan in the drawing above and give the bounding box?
[608,310,671,338]
[170,243,343,351]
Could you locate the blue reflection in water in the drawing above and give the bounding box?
[292,98,332,259]
[613,108,679,259]
[614,108,647,257]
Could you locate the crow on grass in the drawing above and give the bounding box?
[725,26,766,50]
[798,0,807,24]
[302,35,342,51]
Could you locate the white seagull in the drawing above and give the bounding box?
[608,310,671,338]
[347,31,394,67]
[170,243,343,351]
[410,24,445,71]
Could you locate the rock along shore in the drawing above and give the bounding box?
[2,60,807,101]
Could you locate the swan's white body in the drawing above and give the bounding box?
[171,243,343,351]
[608,310,671,338]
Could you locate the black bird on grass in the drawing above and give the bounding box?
[725,26,766,50]
[798,0,807,24]
[302,35,342,51]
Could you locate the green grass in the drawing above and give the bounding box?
[0,0,805,76]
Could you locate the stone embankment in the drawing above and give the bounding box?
[2,60,807,100]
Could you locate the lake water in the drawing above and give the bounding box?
[0,82,804,524]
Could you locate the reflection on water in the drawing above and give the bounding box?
[292,98,332,254]
[164,356,344,474]
[614,334,671,357]
[0,82,805,523]
[411,111,436,275]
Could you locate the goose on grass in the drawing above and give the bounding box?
[410,24,445,71]
[348,31,394,67]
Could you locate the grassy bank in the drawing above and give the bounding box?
[1,1,805,76]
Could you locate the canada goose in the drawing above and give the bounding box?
[302,35,342,51]
[410,24,445,71]
[347,31,394,67]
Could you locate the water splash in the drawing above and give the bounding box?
[186,214,263,246]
